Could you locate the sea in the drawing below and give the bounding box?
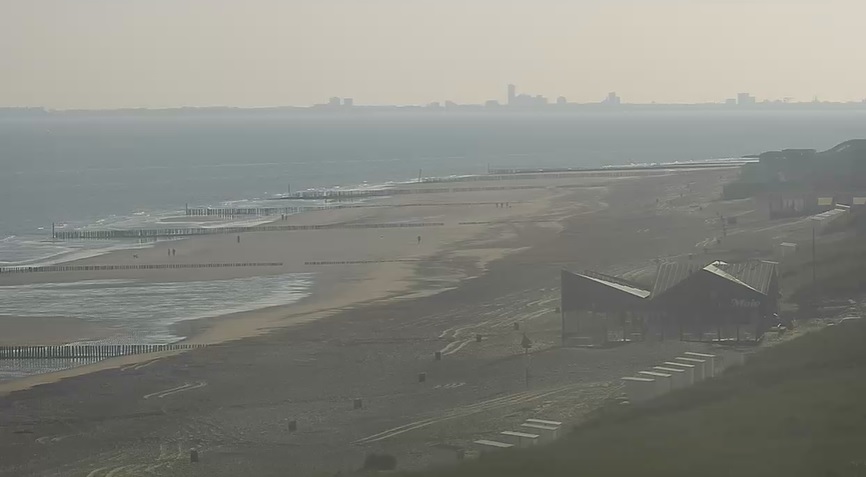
[1,109,865,378]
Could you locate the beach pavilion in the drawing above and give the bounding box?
[560,270,652,346]
[648,260,780,343]
[560,260,780,344]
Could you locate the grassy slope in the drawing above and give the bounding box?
[412,320,866,477]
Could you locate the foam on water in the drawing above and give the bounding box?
[0,273,313,344]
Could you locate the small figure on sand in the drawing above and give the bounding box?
[172,248,176,256]
[168,249,171,257]
[417,235,422,245]
[237,235,241,244]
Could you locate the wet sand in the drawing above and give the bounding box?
[0,315,110,346]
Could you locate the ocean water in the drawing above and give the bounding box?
[0,273,313,381]
[3,110,866,265]
[0,274,313,344]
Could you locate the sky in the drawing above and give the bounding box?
[1,0,865,109]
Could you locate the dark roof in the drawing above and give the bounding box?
[651,261,699,297]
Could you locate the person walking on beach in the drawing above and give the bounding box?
[417,235,421,245]
[237,235,241,244]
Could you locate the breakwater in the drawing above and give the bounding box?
[185,201,509,217]
[52,221,444,241]
[0,262,284,274]
[0,343,204,359]
[277,168,701,200]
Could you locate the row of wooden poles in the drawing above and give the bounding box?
[286,184,548,200]
[52,221,444,240]
[187,201,521,217]
[0,344,205,359]
[186,206,335,217]
[0,262,283,274]
[284,169,671,199]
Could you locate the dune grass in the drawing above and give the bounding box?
[410,320,866,477]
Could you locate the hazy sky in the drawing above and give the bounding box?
[2,0,865,109]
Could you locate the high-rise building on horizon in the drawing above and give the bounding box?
[737,93,756,106]
[507,84,516,105]
[603,92,621,105]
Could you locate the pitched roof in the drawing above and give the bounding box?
[651,260,778,299]
[574,271,651,299]
[712,260,778,295]
[651,261,698,297]
[704,263,761,294]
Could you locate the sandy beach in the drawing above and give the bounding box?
[0,167,823,476]
[0,174,609,348]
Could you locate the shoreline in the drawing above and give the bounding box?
[0,174,594,392]
[0,161,739,268]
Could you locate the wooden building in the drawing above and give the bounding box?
[560,270,651,346]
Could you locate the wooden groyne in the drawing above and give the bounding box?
[186,206,325,217]
[283,184,548,200]
[185,201,509,217]
[52,221,444,241]
[0,343,205,359]
[304,259,420,266]
[0,262,283,274]
[277,169,687,201]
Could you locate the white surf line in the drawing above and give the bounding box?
[156,381,207,398]
[143,383,192,400]
[355,383,581,444]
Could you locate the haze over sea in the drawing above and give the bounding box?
[4,110,866,264]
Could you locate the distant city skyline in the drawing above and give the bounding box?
[3,1,866,109]
[6,84,864,115]
[306,84,862,112]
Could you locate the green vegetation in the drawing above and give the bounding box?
[411,320,866,477]
[780,236,866,304]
